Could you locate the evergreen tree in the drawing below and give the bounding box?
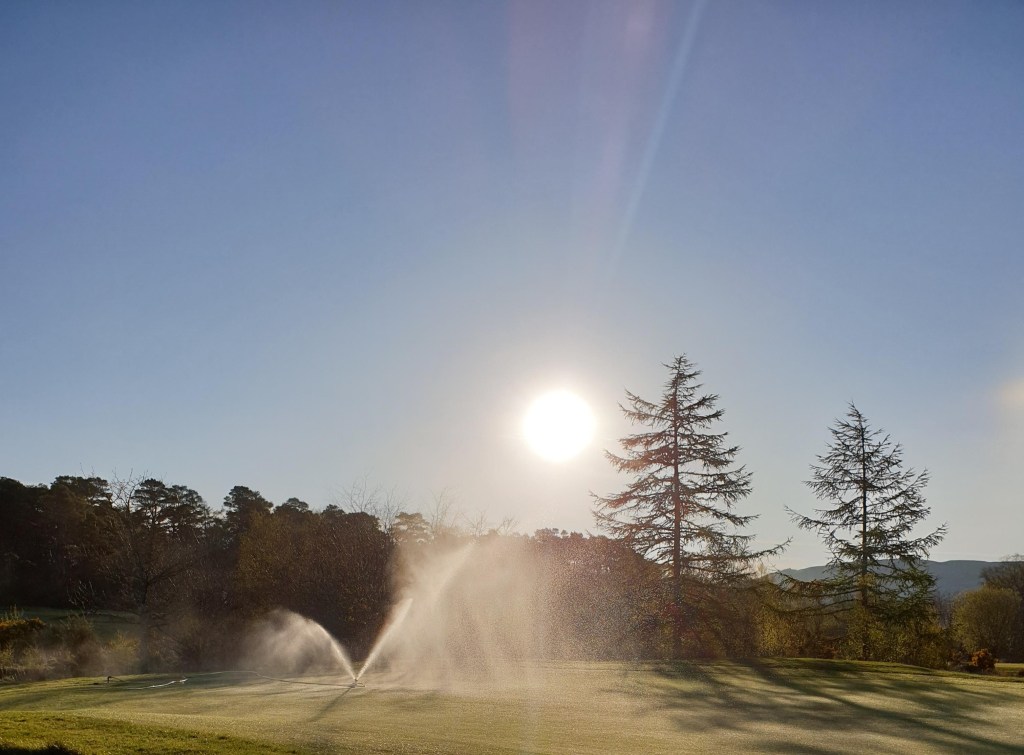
[594,355,782,658]
[222,485,274,539]
[787,404,945,659]
[39,476,117,608]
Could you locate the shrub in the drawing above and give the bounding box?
[0,645,14,679]
[969,648,996,672]
[16,645,65,680]
[0,613,46,651]
[49,615,97,648]
[46,615,102,676]
[0,609,48,680]
[103,632,139,675]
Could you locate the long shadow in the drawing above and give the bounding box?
[0,673,346,716]
[0,679,135,712]
[309,683,364,721]
[644,660,1023,753]
[748,661,1018,753]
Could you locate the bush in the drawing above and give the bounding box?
[0,610,48,680]
[0,611,143,680]
[103,632,139,675]
[0,645,14,680]
[48,615,96,648]
[969,648,996,672]
[45,615,102,676]
[14,645,69,680]
[0,613,46,650]
[950,647,997,673]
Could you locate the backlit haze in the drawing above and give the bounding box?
[2,2,1022,567]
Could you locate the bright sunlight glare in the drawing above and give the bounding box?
[522,390,596,463]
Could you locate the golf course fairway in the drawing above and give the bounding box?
[2,660,1022,754]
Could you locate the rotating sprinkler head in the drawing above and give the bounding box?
[347,679,365,689]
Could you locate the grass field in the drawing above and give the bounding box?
[995,662,1023,678]
[1,659,1023,754]
[3,608,139,644]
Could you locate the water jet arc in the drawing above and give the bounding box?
[356,598,414,681]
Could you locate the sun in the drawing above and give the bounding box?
[522,390,596,462]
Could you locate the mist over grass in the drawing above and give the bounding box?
[358,538,551,689]
[234,535,651,691]
[1,660,1022,754]
[242,610,356,680]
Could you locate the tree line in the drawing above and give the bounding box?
[1,353,1022,677]
[0,476,669,674]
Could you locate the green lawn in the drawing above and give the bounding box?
[3,608,139,644]
[0,712,305,754]
[1,660,1022,754]
[995,662,1023,678]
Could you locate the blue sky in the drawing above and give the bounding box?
[2,1,1022,567]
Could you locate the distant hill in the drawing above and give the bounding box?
[777,560,992,597]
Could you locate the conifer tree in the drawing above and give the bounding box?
[787,404,946,659]
[595,355,782,658]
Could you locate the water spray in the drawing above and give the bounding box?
[101,536,536,696]
[356,597,414,682]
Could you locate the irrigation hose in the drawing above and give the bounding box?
[101,669,364,691]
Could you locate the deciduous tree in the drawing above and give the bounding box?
[109,476,213,669]
[980,556,1024,660]
[952,585,1022,660]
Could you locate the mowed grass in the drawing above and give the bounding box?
[0,712,306,754]
[3,607,139,643]
[995,662,1024,678]
[1,659,1023,754]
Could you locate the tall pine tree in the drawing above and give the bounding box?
[787,404,946,659]
[594,356,782,658]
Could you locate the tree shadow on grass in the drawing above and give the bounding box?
[0,681,130,713]
[645,660,1023,754]
[0,674,312,719]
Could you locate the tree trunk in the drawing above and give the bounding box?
[859,421,869,660]
[672,521,683,659]
[139,603,151,673]
[672,415,683,659]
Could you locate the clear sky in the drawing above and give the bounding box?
[3,1,1022,568]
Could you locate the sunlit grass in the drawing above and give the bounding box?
[1,660,1022,754]
[996,662,1024,678]
[2,607,138,643]
[0,711,307,754]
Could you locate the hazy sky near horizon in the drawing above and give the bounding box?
[3,1,1022,567]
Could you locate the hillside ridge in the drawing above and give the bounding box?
[778,559,992,597]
